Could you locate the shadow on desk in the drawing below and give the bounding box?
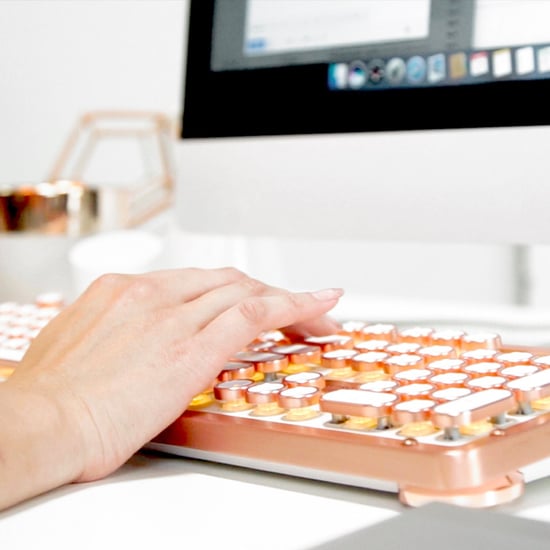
[308,502,550,550]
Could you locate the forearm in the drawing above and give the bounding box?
[0,382,83,510]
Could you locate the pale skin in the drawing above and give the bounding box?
[0,267,343,511]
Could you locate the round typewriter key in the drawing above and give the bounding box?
[427,358,466,374]
[466,375,507,391]
[495,351,534,367]
[430,330,464,349]
[429,372,470,389]
[256,329,290,344]
[283,371,326,390]
[398,327,433,345]
[417,345,456,363]
[464,361,502,377]
[361,323,397,342]
[246,340,277,353]
[384,353,424,374]
[393,399,437,433]
[271,344,321,373]
[393,368,432,384]
[321,349,357,378]
[304,334,353,351]
[350,351,389,372]
[340,320,366,340]
[385,342,422,355]
[500,364,539,380]
[233,351,289,381]
[354,339,390,352]
[462,332,502,350]
[279,386,321,421]
[214,379,255,411]
[246,382,286,416]
[532,355,550,369]
[217,361,257,382]
[461,348,499,364]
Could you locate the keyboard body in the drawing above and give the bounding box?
[4,300,550,507]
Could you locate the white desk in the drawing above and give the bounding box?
[2,450,550,549]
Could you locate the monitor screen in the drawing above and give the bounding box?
[176,0,550,248]
[183,0,550,138]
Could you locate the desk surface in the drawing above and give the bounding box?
[2,450,550,549]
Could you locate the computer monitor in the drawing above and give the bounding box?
[176,0,550,246]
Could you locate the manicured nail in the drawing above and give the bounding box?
[312,288,344,301]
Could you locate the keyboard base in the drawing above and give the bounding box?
[149,405,550,508]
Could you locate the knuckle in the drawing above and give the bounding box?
[237,297,267,326]
[220,266,246,281]
[240,276,266,295]
[283,291,303,311]
[90,272,127,291]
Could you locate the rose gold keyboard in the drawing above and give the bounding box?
[4,300,550,508]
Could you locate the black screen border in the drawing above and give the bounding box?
[182,0,550,139]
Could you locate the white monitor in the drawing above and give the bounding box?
[176,0,550,246]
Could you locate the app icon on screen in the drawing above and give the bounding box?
[367,59,385,84]
[406,56,426,84]
[492,49,512,78]
[515,47,535,75]
[470,51,489,77]
[427,53,446,83]
[328,63,349,89]
[537,46,550,73]
[347,61,368,89]
[386,57,406,85]
[449,53,467,79]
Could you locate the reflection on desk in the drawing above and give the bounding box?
[1,451,550,550]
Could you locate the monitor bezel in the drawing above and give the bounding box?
[182,0,550,139]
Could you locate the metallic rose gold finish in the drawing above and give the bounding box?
[271,344,321,365]
[392,399,436,425]
[532,355,550,369]
[247,341,277,352]
[500,364,540,379]
[461,348,499,364]
[385,342,422,355]
[430,330,464,349]
[429,372,470,389]
[464,361,502,377]
[384,353,424,374]
[359,379,398,393]
[304,334,354,351]
[431,389,515,428]
[466,375,507,391]
[506,369,550,402]
[462,332,502,351]
[399,472,524,508]
[217,362,257,381]
[431,387,472,403]
[234,351,289,377]
[152,406,550,506]
[361,323,397,342]
[0,366,15,378]
[393,368,432,384]
[256,329,289,343]
[354,339,390,352]
[214,379,255,402]
[339,320,366,340]
[321,349,358,369]
[278,386,321,409]
[350,351,389,372]
[320,389,397,418]
[245,382,286,405]
[395,383,434,400]
[398,327,433,345]
[427,358,466,374]
[417,345,456,363]
[283,371,326,390]
[495,351,534,366]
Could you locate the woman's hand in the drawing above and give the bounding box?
[0,267,343,510]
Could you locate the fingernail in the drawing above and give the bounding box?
[312,288,344,301]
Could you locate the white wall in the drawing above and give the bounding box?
[1,0,550,320]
